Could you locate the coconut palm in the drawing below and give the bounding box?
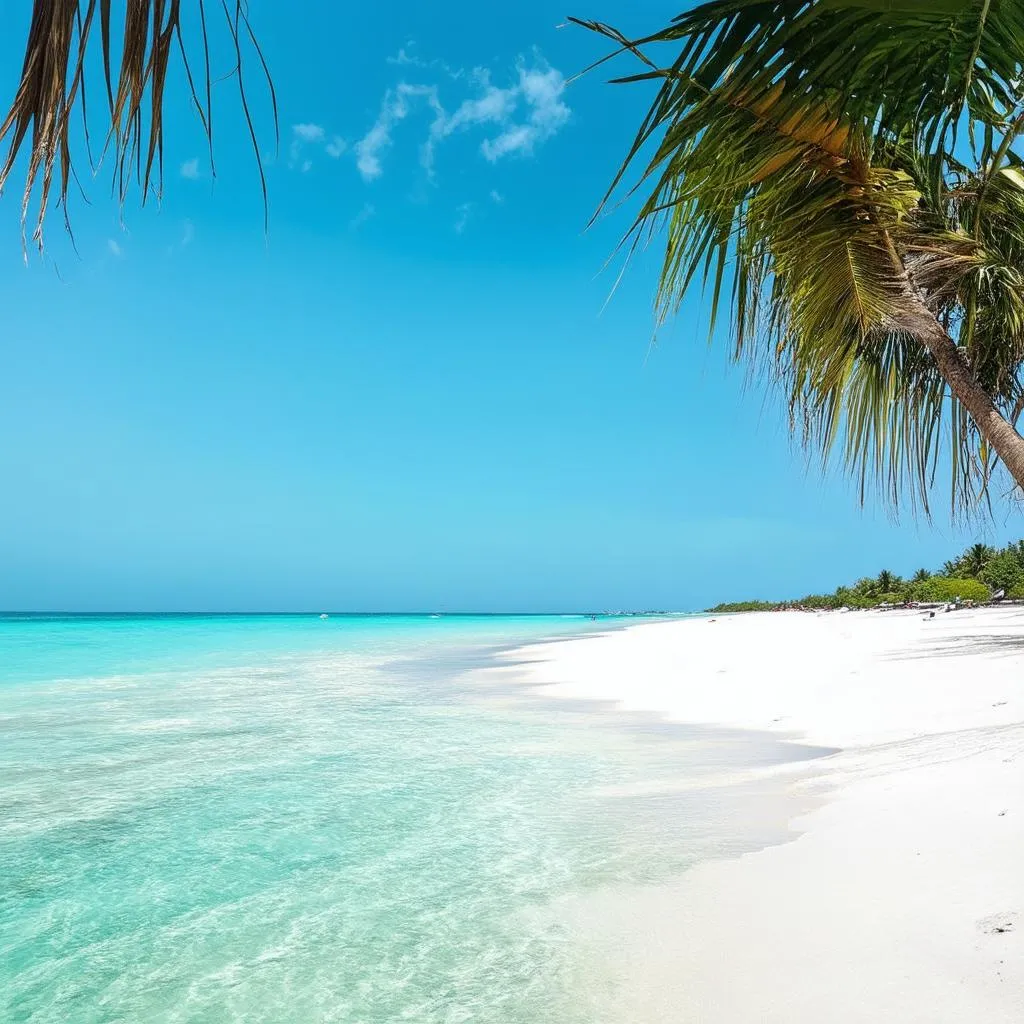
[575,1,1024,516]
[852,576,879,599]
[0,2,274,251]
[964,542,995,576]
[942,541,994,577]
[912,568,931,584]
[876,569,900,593]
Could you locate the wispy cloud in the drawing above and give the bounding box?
[180,157,201,180]
[421,71,516,173]
[349,202,375,230]
[454,202,473,234]
[107,238,123,257]
[489,189,504,204]
[441,73,517,135]
[353,54,570,183]
[289,123,345,171]
[293,123,325,143]
[387,46,416,66]
[355,84,443,181]
[165,219,196,256]
[387,42,463,79]
[355,98,399,181]
[480,64,570,162]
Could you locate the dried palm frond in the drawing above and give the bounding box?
[0,0,276,252]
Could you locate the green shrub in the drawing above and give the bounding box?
[833,586,873,608]
[979,553,1024,593]
[912,577,990,603]
[706,600,778,613]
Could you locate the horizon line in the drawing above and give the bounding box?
[0,609,688,617]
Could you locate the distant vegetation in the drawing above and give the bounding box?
[707,541,1024,613]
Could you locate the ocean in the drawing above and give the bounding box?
[1,614,812,1022]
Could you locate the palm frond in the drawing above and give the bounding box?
[575,0,1024,517]
[576,1,1024,155]
[0,0,275,251]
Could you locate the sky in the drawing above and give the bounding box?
[0,1,1020,613]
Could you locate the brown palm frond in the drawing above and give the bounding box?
[0,0,276,253]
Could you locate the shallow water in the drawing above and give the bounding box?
[1,615,818,1022]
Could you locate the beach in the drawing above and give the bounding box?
[500,607,1024,1022]
[4,610,1022,1022]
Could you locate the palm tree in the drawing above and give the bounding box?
[0,3,274,251]
[876,569,900,593]
[575,1,1024,516]
[912,568,931,584]
[964,542,994,577]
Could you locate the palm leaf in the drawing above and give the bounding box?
[0,0,276,251]
[575,0,1024,516]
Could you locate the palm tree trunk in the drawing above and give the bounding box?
[902,297,1024,492]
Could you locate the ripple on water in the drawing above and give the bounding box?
[1,617,824,1023]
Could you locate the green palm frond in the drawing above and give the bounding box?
[576,1,1023,166]
[0,1,276,251]
[575,0,1024,517]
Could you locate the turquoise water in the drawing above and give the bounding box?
[1,614,802,1022]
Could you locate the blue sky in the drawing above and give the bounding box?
[0,1,1018,612]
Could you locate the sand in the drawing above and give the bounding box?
[501,608,1024,1022]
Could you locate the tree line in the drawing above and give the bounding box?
[707,541,1024,613]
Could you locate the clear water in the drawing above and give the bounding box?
[0,614,810,1022]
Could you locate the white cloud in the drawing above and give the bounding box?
[355,98,396,181]
[289,123,345,170]
[180,157,201,180]
[356,84,442,181]
[387,43,463,79]
[442,77,517,134]
[353,55,570,182]
[481,125,533,161]
[388,46,423,68]
[107,238,122,257]
[481,64,570,162]
[489,189,504,204]
[454,202,473,234]
[293,123,325,142]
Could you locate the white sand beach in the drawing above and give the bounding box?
[501,609,1024,1022]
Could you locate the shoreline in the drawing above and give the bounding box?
[495,608,1024,1022]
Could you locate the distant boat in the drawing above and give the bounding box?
[319,613,329,620]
